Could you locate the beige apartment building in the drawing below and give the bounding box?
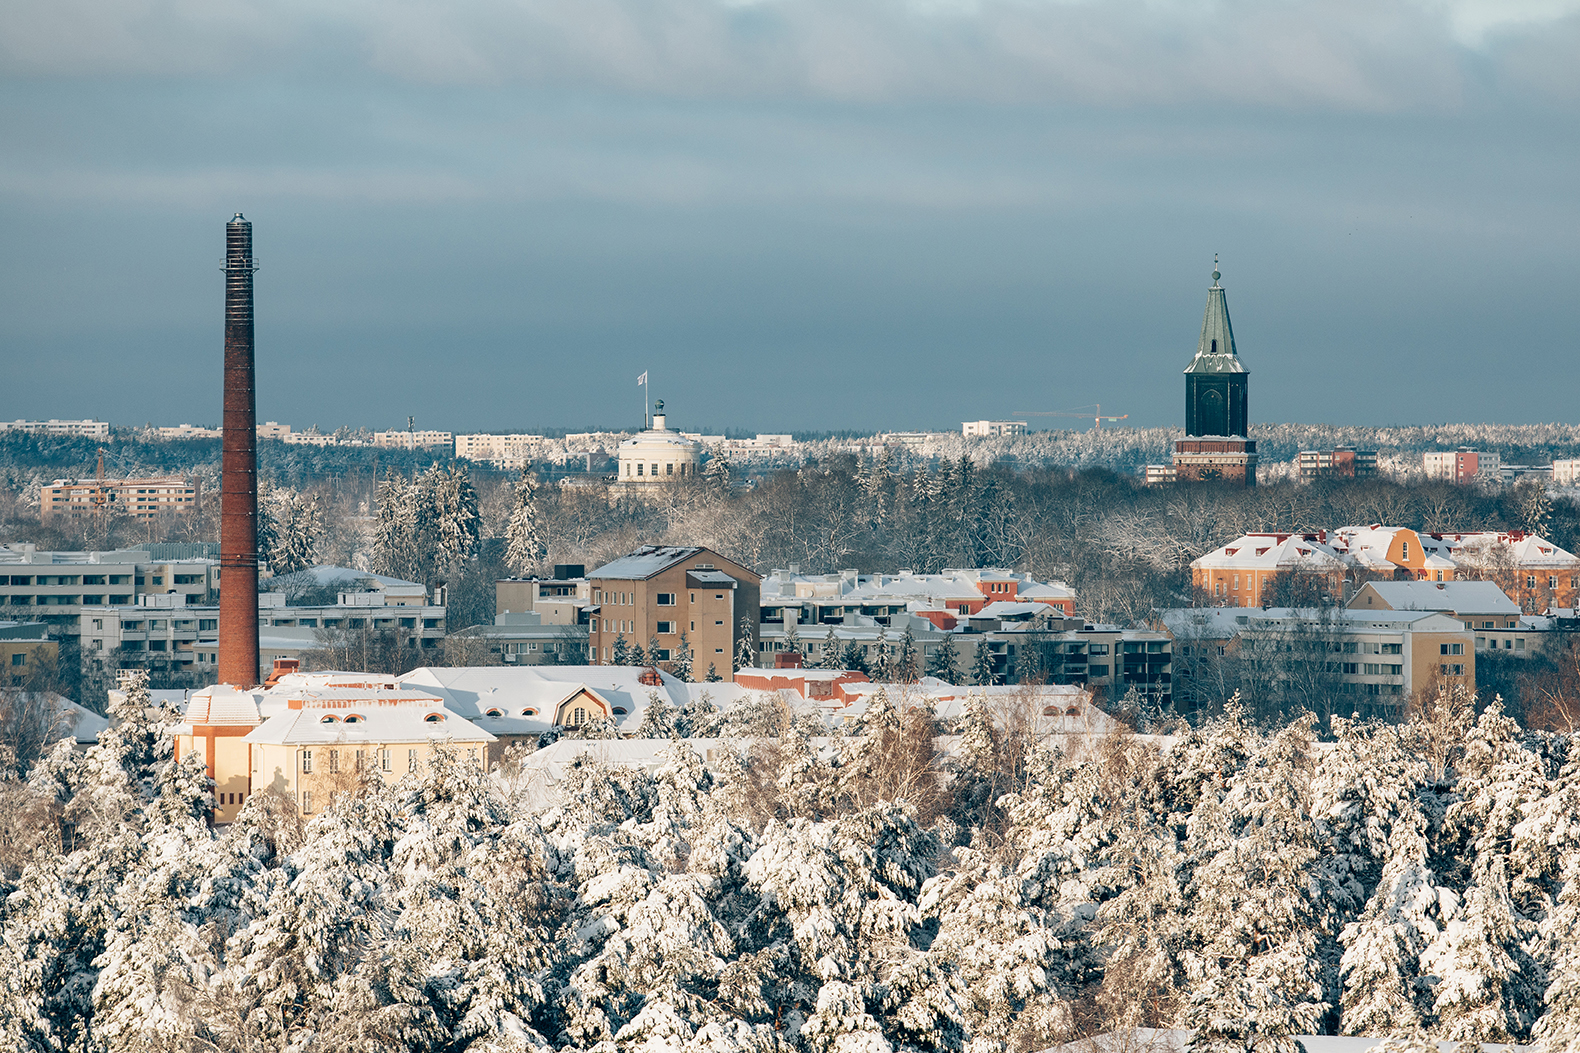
[40,477,200,524]
[587,546,760,679]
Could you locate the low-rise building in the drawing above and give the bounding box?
[759,566,1076,627]
[1191,533,1347,607]
[446,611,588,665]
[1424,448,1500,483]
[1553,459,1580,487]
[0,545,217,637]
[963,420,1028,438]
[496,565,591,624]
[40,476,200,524]
[0,419,110,439]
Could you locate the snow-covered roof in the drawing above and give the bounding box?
[974,601,1054,620]
[184,684,262,726]
[399,665,690,734]
[589,546,708,580]
[1192,533,1345,571]
[1161,606,1470,639]
[1428,531,1580,568]
[1043,1028,1531,1053]
[274,564,426,592]
[244,689,494,747]
[1353,580,1520,615]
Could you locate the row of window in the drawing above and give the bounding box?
[625,462,691,477]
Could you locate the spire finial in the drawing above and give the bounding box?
[1212,254,1221,287]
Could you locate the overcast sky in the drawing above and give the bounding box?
[2,0,1578,435]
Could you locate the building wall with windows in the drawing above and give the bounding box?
[0,622,55,687]
[587,546,760,679]
[962,420,1028,437]
[40,477,200,524]
[0,545,217,637]
[1424,448,1500,482]
[0,419,110,439]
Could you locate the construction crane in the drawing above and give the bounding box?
[1012,404,1130,431]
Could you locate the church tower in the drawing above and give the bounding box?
[1171,258,1257,485]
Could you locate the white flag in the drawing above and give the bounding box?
[637,371,648,386]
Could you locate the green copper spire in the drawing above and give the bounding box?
[1183,257,1250,438]
[1184,254,1246,375]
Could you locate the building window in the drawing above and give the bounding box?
[636,463,643,476]
[1550,576,1559,589]
[409,749,419,772]
[380,748,392,772]
[1440,642,1463,655]
[1528,575,1538,589]
[300,791,312,814]
[301,750,313,773]
[572,706,587,725]
[657,621,675,634]
[656,593,676,606]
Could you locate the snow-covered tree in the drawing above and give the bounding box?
[503,469,545,576]
[870,629,894,683]
[839,639,869,676]
[704,663,723,683]
[927,637,960,683]
[818,632,843,671]
[734,616,754,672]
[970,638,998,686]
[672,630,695,682]
[612,633,631,665]
[895,626,919,683]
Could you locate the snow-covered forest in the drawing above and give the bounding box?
[5,674,1580,1053]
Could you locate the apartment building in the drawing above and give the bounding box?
[1298,448,1378,479]
[373,429,452,449]
[1424,448,1500,482]
[0,545,217,637]
[963,420,1028,438]
[587,546,761,679]
[454,433,548,469]
[1165,606,1474,716]
[0,419,110,439]
[40,476,200,524]
[1553,459,1580,487]
[84,577,445,678]
[151,424,221,440]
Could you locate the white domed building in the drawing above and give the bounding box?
[616,400,701,488]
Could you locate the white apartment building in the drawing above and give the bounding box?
[1424,448,1500,482]
[151,424,221,440]
[454,433,548,469]
[1553,459,1580,487]
[963,420,1028,437]
[256,421,292,440]
[85,588,447,677]
[0,419,110,439]
[374,429,452,449]
[0,545,217,637]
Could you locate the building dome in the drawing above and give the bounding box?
[617,400,702,485]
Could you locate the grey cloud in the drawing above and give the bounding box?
[3,0,1578,110]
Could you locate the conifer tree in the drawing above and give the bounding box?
[839,639,870,676]
[733,616,754,672]
[896,625,919,683]
[927,637,960,683]
[819,632,844,670]
[612,633,631,665]
[871,628,894,682]
[704,663,723,682]
[672,630,694,682]
[503,468,545,576]
[970,637,998,685]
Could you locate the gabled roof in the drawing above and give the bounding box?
[1183,276,1247,375]
[1351,580,1520,616]
[590,546,708,580]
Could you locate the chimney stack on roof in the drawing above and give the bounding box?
[219,213,260,687]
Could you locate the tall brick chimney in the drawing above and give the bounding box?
[219,213,260,687]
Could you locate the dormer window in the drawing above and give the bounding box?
[485,708,504,718]
[344,714,364,724]
[423,713,445,723]
[320,715,340,723]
